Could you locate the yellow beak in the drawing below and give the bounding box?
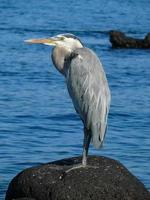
[24,38,57,46]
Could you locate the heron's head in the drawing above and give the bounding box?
[25,33,83,51]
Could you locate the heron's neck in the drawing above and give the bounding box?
[52,46,71,76]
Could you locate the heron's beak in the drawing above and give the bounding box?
[24,37,58,46]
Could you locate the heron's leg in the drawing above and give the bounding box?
[82,127,91,166]
[59,128,91,179]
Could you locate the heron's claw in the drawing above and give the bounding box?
[59,172,66,180]
[58,164,99,180]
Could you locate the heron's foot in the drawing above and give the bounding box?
[59,164,98,180]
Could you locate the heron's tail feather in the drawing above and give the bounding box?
[91,122,107,149]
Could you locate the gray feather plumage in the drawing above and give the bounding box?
[66,47,111,148]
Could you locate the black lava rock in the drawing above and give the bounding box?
[109,30,150,48]
[5,156,150,200]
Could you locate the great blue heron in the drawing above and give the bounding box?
[25,33,111,170]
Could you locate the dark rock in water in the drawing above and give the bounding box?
[109,30,150,48]
[5,156,150,200]
[12,198,35,200]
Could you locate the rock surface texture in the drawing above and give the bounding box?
[109,30,150,48]
[5,156,150,200]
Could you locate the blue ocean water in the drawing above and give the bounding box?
[0,0,150,198]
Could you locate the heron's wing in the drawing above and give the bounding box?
[66,48,111,149]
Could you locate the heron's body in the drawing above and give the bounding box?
[65,47,110,149]
[25,33,111,168]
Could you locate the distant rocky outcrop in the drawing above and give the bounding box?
[5,156,150,200]
[11,198,35,200]
[109,30,150,48]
